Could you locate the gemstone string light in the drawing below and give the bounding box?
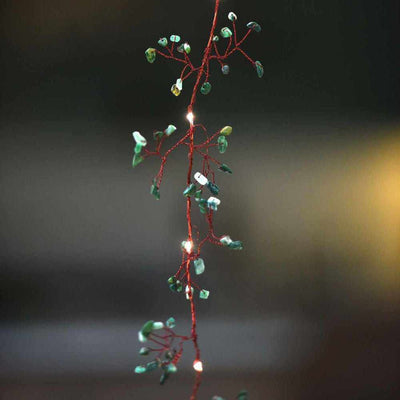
[132,1,262,399]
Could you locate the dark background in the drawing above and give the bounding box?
[0,0,399,399]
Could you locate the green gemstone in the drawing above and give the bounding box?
[134,143,142,154]
[153,130,164,140]
[199,289,210,299]
[160,372,169,385]
[236,390,248,400]
[218,163,233,174]
[145,47,156,63]
[206,181,220,195]
[228,12,237,21]
[183,183,197,197]
[183,43,191,54]
[218,135,228,154]
[167,363,177,373]
[166,317,176,328]
[164,124,177,136]
[132,154,144,168]
[212,35,219,42]
[139,347,150,356]
[140,320,154,338]
[200,81,212,95]
[135,365,147,374]
[207,197,220,211]
[195,189,202,201]
[158,37,168,47]
[228,240,243,250]
[169,280,183,293]
[150,180,160,200]
[255,60,264,78]
[220,126,232,136]
[220,27,233,38]
[194,258,205,275]
[170,34,181,43]
[221,64,230,75]
[146,360,159,372]
[247,21,261,32]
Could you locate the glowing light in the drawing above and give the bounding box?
[193,359,203,372]
[186,112,195,125]
[183,240,193,253]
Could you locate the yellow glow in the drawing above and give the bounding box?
[186,112,194,125]
[193,359,203,372]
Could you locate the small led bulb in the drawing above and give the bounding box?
[181,240,193,253]
[186,111,194,125]
[193,359,203,372]
[194,172,208,186]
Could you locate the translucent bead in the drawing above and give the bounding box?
[138,331,147,343]
[207,196,221,211]
[166,317,176,328]
[255,60,264,78]
[194,172,208,185]
[199,289,210,299]
[177,44,184,53]
[212,35,219,42]
[171,83,181,96]
[134,143,142,154]
[135,365,147,374]
[194,258,205,275]
[164,124,177,136]
[170,34,181,43]
[183,183,197,197]
[139,347,150,356]
[228,12,237,21]
[158,37,168,47]
[220,27,233,38]
[220,235,233,246]
[185,285,194,300]
[218,135,228,154]
[247,21,261,32]
[132,131,147,146]
[146,360,159,372]
[206,181,220,195]
[200,81,212,95]
[175,78,183,91]
[152,322,164,330]
[145,47,156,63]
[228,240,243,250]
[150,179,160,200]
[184,43,191,54]
[167,363,177,373]
[218,163,233,174]
[132,154,144,168]
[221,64,230,75]
[220,126,232,136]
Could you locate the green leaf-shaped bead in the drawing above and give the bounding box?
[158,37,168,47]
[218,163,233,174]
[183,183,197,197]
[200,81,212,95]
[132,154,144,168]
[140,320,154,337]
[207,181,220,195]
[247,21,261,32]
[134,143,142,154]
[220,27,233,38]
[150,179,160,200]
[153,130,164,140]
[139,347,150,356]
[228,240,243,250]
[146,360,159,372]
[255,60,264,78]
[218,135,228,154]
[145,47,156,63]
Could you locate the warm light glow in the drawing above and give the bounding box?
[186,112,194,125]
[193,359,203,372]
[184,240,193,253]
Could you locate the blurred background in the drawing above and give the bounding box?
[0,0,399,399]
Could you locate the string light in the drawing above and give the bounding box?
[186,111,195,125]
[183,240,193,253]
[193,359,203,372]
